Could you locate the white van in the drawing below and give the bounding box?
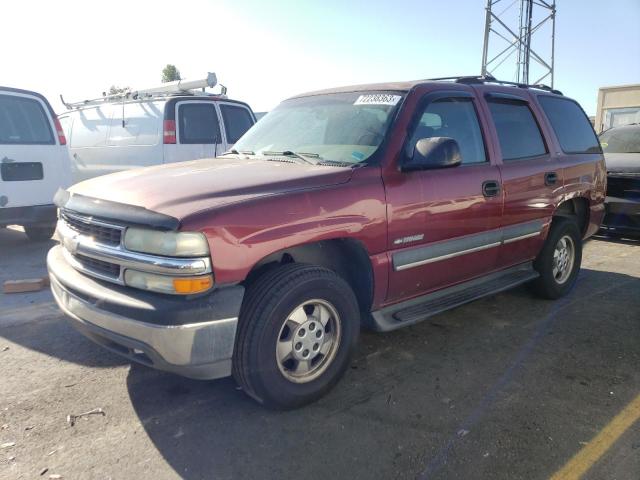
[59,76,256,183]
[0,87,71,241]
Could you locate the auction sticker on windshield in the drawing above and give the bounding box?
[354,94,402,106]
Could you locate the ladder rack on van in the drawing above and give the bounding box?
[428,75,563,95]
[60,73,225,110]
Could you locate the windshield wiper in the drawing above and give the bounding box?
[221,149,255,156]
[316,159,356,167]
[261,150,317,165]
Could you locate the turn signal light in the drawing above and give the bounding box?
[173,275,214,294]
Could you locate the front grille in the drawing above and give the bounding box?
[607,175,640,200]
[74,253,121,279]
[61,211,122,246]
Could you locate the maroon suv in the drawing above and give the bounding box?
[48,76,606,409]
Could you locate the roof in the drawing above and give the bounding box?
[60,94,252,114]
[291,79,432,99]
[598,83,640,92]
[289,76,563,100]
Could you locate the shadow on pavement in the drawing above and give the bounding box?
[1,226,126,368]
[126,268,640,480]
[592,232,640,246]
[0,313,127,368]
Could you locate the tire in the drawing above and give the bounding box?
[531,217,582,300]
[233,263,360,409]
[24,224,56,242]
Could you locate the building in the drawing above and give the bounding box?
[594,83,640,133]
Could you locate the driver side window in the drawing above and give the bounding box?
[409,97,487,165]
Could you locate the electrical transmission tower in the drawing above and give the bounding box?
[481,0,557,86]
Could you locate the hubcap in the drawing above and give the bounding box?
[552,234,575,284]
[276,299,342,383]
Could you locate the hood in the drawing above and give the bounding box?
[69,157,354,219]
[604,153,640,175]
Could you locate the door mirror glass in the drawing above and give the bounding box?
[404,137,462,171]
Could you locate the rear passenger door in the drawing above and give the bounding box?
[171,100,223,163]
[481,92,562,269]
[218,102,255,151]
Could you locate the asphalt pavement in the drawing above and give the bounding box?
[1,226,639,480]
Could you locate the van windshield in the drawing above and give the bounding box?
[233,91,404,164]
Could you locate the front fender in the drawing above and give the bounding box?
[180,167,388,285]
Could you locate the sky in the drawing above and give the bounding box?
[2,0,639,115]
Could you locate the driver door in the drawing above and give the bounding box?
[384,91,503,303]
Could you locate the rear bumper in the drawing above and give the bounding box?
[0,204,56,228]
[601,196,640,235]
[47,245,244,380]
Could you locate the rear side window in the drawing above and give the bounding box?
[178,103,221,144]
[487,99,547,160]
[0,94,54,145]
[538,96,601,154]
[220,104,254,144]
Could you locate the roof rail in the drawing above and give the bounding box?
[428,75,563,95]
[61,73,224,110]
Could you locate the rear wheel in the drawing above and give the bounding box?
[531,217,582,299]
[24,224,56,242]
[233,264,360,409]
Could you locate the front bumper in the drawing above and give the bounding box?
[47,245,244,380]
[601,196,640,236]
[0,204,57,228]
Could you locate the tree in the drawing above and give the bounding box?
[108,85,129,95]
[161,64,181,83]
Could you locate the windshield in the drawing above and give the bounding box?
[599,126,640,154]
[233,91,404,164]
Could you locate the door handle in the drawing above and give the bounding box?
[482,180,501,198]
[545,171,558,186]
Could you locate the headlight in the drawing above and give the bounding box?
[124,270,213,295]
[124,228,209,257]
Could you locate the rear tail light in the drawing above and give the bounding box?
[163,120,176,144]
[54,116,67,145]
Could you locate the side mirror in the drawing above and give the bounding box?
[403,137,462,171]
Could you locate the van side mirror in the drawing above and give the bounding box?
[403,137,462,171]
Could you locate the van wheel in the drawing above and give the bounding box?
[532,217,582,299]
[24,224,56,242]
[233,264,360,409]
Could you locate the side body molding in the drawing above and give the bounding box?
[392,219,546,271]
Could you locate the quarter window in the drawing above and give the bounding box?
[220,104,254,144]
[538,96,601,154]
[0,94,54,145]
[487,99,547,160]
[409,97,487,165]
[178,103,221,144]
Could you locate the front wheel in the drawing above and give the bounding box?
[233,264,360,409]
[24,224,56,242]
[531,217,582,299]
